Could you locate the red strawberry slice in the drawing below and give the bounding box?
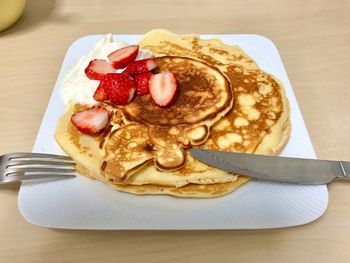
[134,72,153,95]
[149,71,177,107]
[123,58,157,76]
[108,45,139,69]
[93,81,109,102]
[71,106,109,135]
[85,59,115,80]
[103,73,135,105]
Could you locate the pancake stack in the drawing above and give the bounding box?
[55,29,290,198]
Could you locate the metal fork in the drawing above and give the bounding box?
[0,152,76,184]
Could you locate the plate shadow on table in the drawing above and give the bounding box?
[49,218,324,235]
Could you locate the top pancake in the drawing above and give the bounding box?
[122,56,232,126]
[100,55,234,180]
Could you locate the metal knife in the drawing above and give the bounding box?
[189,149,350,184]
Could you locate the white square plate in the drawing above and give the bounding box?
[18,34,328,229]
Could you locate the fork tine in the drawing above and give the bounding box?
[0,152,77,184]
[6,152,74,161]
[6,167,76,175]
[6,160,76,167]
[1,173,76,184]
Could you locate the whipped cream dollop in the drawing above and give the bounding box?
[61,34,153,106]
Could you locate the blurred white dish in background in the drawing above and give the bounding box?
[0,0,26,32]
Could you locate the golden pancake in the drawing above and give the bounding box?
[139,29,290,155]
[100,55,233,183]
[122,56,232,127]
[55,30,291,198]
[75,161,249,198]
[206,67,290,155]
[139,29,258,70]
[55,104,239,189]
[110,177,250,198]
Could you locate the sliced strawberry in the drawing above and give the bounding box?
[102,73,135,105]
[134,72,153,95]
[123,58,157,76]
[71,106,109,135]
[93,82,109,102]
[149,71,177,107]
[85,59,115,80]
[108,45,139,69]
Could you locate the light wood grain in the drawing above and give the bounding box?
[0,0,349,262]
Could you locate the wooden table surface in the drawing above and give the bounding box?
[1,0,349,262]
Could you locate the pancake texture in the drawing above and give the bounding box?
[55,104,239,189]
[101,55,234,183]
[139,29,290,156]
[55,30,291,198]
